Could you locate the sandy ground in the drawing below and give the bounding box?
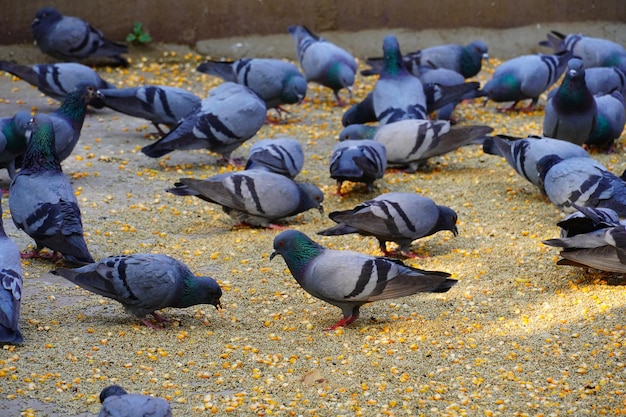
[1,25,625,416]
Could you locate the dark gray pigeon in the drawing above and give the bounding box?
[141,82,266,165]
[584,66,626,96]
[45,82,103,162]
[543,58,598,145]
[341,120,493,172]
[288,25,357,105]
[9,114,94,264]
[537,155,626,215]
[54,254,221,328]
[0,61,113,106]
[482,52,571,111]
[363,40,488,79]
[317,192,458,258]
[31,7,128,66]
[98,385,172,417]
[540,31,626,70]
[99,85,201,135]
[329,139,387,194]
[0,111,31,180]
[270,229,457,330]
[197,58,307,112]
[543,206,626,273]
[0,198,23,344]
[482,134,590,192]
[245,137,304,178]
[167,170,324,228]
[586,90,625,149]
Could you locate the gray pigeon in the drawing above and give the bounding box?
[482,52,571,111]
[245,137,304,178]
[317,192,458,258]
[586,90,625,149]
[482,134,590,192]
[0,111,31,180]
[288,25,357,105]
[196,58,307,112]
[0,61,113,106]
[537,155,626,215]
[541,31,626,70]
[329,139,387,194]
[543,58,597,145]
[47,82,104,162]
[8,114,94,264]
[363,40,489,79]
[0,198,23,344]
[98,385,172,417]
[543,206,626,273]
[167,170,324,228]
[270,229,457,330]
[31,7,128,66]
[99,85,202,135]
[141,82,266,165]
[53,254,222,328]
[341,120,493,172]
[585,66,626,96]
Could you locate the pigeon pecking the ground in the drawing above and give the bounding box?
[98,385,173,417]
[0,111,32,180]
[31,7,129,66]
[99,85,202,135]
[245,137,305,179]
[0,61,113,106]
[288,25,357,106]
[141,82,266,165]
[329,139,387,194]
[9,114,94,264]
[53,254,222,329]
[0,198,23,344]
[317,192,458,258]
[270,229,457,330]
[167,170,324,228]
[197,58,307,115]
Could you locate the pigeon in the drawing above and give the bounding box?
[0,111,32,179]
[329,139,387,194]
[543,58,597,145]
[245,137,304,178]
[0,198,23,344]
[46,82,103,162]
[99,86,202,135]
[482,134,590,192]
[540,31,626,70]
[98,385,172,417]
[362,40,489,79]
[317,192,458,257]
[141,82,266,164]
[341,120,493,172]
[8,114,94,264]
[482,52,571,111]
[196,58,307,112]
[584,66,626,96]
[31,7,129,66]
[537,155,626,215]
[288,25,357,105]
[167,170,324,228]
[53,254,222,328]
[586,90,625,149]
[0,61,114,106]
[543,206,626,273]
[270,229,457,330]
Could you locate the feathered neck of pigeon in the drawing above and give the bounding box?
[381,36,407,78]
[553,65,594,113]
[56,86,93,127]
[276,232,325,277]
[2,114,29,153]
[460,44,483,78]
[21,119,62,172]
[176,274,221,309]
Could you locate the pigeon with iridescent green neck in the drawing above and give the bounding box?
[0,111,31,179]
[586,90,625,149]
[270,230,457,330]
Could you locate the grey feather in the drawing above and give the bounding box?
[0,198,23,344]
[98,385,172,417]
[329,140,387,193]
[270,230,457,330]
[245,138,304,178]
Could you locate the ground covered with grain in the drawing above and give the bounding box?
[0,26,625,417]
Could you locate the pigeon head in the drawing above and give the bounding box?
[99,385,128,403]
[58,83,104,125]
[338,124,378,141]
[178,275,223,310]
[326,62,355,94]
[296,183,325,215]
[21,114,61,171]
[3,111,32,154]
[437,206,459,237]
[31,7,63,34]
[382,35,406,76]
[282,73,308,104]
[460,40,489,78]
[270,230,325,274]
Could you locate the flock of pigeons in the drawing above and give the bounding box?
[1,7,626,415]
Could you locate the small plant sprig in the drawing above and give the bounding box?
[126,22,152,45]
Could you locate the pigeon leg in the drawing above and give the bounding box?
[497,101,521,112]
[20,248,63,261]
[151,122,167,137]
[519,98,539,113]
[151,311,170,323]
[140,318,164,329]
[325,314,359,331]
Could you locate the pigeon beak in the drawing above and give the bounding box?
[452,226,459,237]
[269,251,278,261]
[214,300,222,310]
[482,52,489,60]
[317,203,324,216]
